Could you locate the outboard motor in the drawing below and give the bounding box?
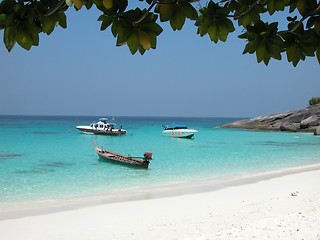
[143,152,153,160]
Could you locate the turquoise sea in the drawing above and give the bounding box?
[1,115,320,204]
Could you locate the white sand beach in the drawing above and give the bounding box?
[1,166,320,240]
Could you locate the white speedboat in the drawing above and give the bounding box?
[76,118,127,136]
[162,124,198,138]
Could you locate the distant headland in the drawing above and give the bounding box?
[219,105,320,134]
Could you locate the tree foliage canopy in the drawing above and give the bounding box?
[0,0,320,66]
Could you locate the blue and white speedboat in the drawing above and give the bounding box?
[162,124,198,138]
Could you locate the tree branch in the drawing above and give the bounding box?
[288,3,320,33]
[232,0,261,19]
[276,3,320,38]
[44,0,66,16]
[133,0,157,25]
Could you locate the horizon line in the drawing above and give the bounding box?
[0,114,249,119]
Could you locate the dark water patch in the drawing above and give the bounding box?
[0,124,25,129]
[14,168,55,174]
[190,145,212,149]
[190,142,226,148]
[212,142,227,145]
[39,161,75,168]
[27,132,62,135]
[252,141,320,147]
[0,152,23,160]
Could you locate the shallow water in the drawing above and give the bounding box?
[0,115,320,203]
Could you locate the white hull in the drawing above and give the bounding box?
[76,118,126,135]
[76,125,94,133]
[162,129,197,138]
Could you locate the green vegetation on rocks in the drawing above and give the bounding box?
[309,97,320,106]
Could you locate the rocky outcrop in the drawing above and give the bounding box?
[219,106,320,133]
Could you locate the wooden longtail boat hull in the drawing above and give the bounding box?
[93,141,151,169]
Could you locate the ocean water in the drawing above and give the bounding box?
[0,115,320,204]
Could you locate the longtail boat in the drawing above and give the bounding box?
[93,141,152,169]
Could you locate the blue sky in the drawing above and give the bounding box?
[0,4,319,118]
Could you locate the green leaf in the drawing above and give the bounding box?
[4,25,16,51]
[42,15,57,35]
[296,0,306,16]
[111,20,119,37]
[196,18,211,36]
[100,16,112,31]
[179,1,198,20]
[296,0,318,17]
[268,0,285,15]
[85,1,94,9]
[315,20,320,33]
[126,31,139,54]
[243,41,257,54]
[123,9,140,21]
[207,22,218,42]
[274,0,285,12]
[0,14,7,28]
[142,22,163,36]
[149,31,157,49]
[138,46,146,55]
[238,31,249,39]
[306,17,316,29]
[116,25,133,46]
[6,13,16,27]
[98,15,106,21]
[286,43,302,66]
[238,13,252,27]
[32,32,39,46]
[219,25,229,42]
[267,0,275,15]
[250,10,261,25]
[22,21,40,46]
[12,3,21,13]
[65,0,73,7]
[58,12,67,29]
[158,4,174,22]
[16,29,33,50]
[0,0,16,13]
[223,18,235,32]
[217,19,234,42]
[24,22,40,37]
[266,42,282,60]
[170,10,185,31]
[316,47,320,63]
[26,11,35,24]
[256,43,266,63]
[73,0,84,10]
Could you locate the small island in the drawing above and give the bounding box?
[219,98,320,134]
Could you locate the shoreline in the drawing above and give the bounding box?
[1,164,320,239]
[1,165,320,239]
[1,163,320,220]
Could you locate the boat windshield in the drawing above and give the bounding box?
[99,118,108,124]
[163,124,188,130]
